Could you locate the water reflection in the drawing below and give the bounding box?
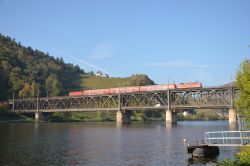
[165,123,176,130]
[116,122,122,129]
[187,156,218,165]
[229,123,238,130]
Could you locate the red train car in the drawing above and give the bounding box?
[82,89,110,95]
[69,82,202,96]
[163,84,175,90]
[118,87,126,94]
[139,84,176,92]
[82,90,95,95]
[176,82,202,89]
[109,88,120,94]
[125,86,140,93]
[140,85,159,92]
[69,91,82,96]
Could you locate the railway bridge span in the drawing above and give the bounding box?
[8,86,239,124]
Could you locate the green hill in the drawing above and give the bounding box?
[0,33,154,101]
[82,75,154,90]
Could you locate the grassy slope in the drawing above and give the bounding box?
[82,75,147,90]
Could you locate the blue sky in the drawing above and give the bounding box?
[0,0,249,86]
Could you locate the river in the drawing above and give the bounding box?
[0,121,239,166]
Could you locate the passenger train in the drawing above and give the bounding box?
[69,82,202,96]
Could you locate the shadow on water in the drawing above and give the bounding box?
[187,156,218,165]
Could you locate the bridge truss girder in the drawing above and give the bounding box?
[10,87,239,113]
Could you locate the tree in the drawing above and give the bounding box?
[19,83,31,98]
[88,71,95,76]
[51,79,61,96]
[0,65,8,101]
[236,59,250,121]
[9,71,22,94]
[130,74,155,86]
[31,81,39,97]
[45,75,61,96]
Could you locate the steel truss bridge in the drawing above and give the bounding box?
[9,86,239,113]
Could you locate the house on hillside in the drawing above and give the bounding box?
[95,71,109,77]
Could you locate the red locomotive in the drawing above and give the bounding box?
[68,82,202,96]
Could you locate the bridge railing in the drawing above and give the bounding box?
[205,131,250,146]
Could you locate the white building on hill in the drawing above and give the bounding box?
[95,71,109,77]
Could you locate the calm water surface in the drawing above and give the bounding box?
[0,121,239,166]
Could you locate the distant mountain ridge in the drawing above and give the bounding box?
[223,81,236,87]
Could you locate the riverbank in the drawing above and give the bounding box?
[0,111,34,123]
[0,110,229,123]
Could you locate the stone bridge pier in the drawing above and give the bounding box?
[116,110,131,123]
[165,109,177,124]
[229,108,237,124]
[35,112,43,122]
[35,112,51,122]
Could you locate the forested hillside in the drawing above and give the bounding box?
[0,34,154,101]
[0,33,85,101]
